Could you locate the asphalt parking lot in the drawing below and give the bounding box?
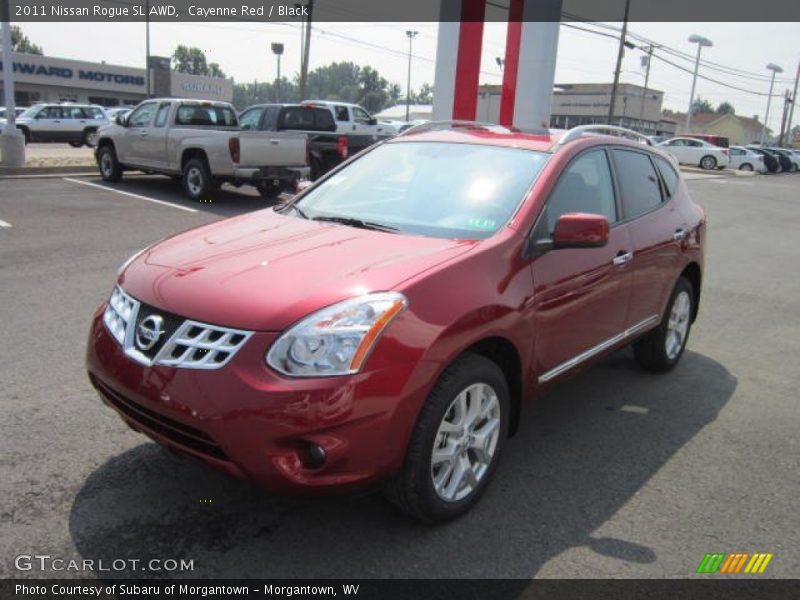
[1,171,798,580]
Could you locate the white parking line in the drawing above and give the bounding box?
[63,178,198,214]
[0,219,11,228]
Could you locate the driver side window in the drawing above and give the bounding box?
[128,103,157,128]
[353,107,371,124]
[544,149,617,233]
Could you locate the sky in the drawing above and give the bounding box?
[14,20,800,131]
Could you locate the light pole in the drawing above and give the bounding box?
[1,2,25,167]
[405,30,418,122]
[761,62,784,144]
[271,43,284,103]
[685,34,713,132]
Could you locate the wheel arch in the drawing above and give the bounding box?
[461,336,524,438]
[181,147,209,170]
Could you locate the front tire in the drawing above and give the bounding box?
[97,145,122,182]
[700,155,717,170]
[385,353,509,523]
[634,277,694,372]
[739,163,753,171]
[256,182,283,200]
[182,158,216,201]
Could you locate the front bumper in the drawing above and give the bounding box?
[86,305,433,494]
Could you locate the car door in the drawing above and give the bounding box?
[118,102,158,165]
[136,102,172,168]
[62,106,88,142]
[351,106,375,133]
[530,148,634,382]
[661,139,688,164]
[611,149,686,328]
[332,104,350,132]
[29,106,62,141]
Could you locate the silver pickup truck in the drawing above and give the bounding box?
[94,98,309,200]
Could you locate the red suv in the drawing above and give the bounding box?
[86,124,705,522]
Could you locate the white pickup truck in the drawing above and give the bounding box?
[302,100,397,135]
[94,98,309,200]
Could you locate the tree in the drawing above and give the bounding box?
[171,45,226,78]
[691,96,714,115]
[415,83,433,105]
[11,25,43,55]
[716,101,735,115]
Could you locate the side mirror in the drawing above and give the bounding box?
[552,213,610,248]
[367,117,377,126]
[115,114,128,127]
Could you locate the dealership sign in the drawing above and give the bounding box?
[0,60,145,87]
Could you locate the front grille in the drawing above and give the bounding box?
[92,376,229,461]
[102,285,252,369]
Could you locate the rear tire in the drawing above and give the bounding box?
[97,145,122,183]
[83,128,98,148]
[384,353,509,523]
[634,277,694,373]
[182,158,216,201]
[699,155,717,170]
[739,163,753,171]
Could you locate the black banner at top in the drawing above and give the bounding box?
[4,0,800,22]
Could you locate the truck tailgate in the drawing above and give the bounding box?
[238,131,307,168]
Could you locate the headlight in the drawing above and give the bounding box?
[117,247,147,276]
[266,292,408,377]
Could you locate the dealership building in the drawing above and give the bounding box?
[0,51,233,107]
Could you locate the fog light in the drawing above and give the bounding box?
[301,442,326,469]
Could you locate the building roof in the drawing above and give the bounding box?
[667,111,767,132]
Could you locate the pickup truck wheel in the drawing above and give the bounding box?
[634,277,694,372]
[97,145,122,182]
[384,353,509,523]
[183,159,215,201]
[256,182,283,199]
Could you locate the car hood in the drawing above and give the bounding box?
[120,209,477,331]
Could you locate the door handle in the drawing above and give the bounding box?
[673,228,689,241]
[139,130,149,136]
[269,139,280,144]
[612,251,633,266]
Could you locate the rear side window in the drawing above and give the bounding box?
[653,155,679,197]
[175,105,237,127]
[278,107,336,131]
[545,149,617,232]
[612,149,663,219]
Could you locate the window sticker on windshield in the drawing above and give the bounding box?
[467,217,497,230]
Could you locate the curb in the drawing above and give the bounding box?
[679,166,759,177]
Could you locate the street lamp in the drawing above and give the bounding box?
[496,56,505,70]
[271,42,284,103]
[685,34,713,131]
[761,63,784,144]
[405,30,418,122]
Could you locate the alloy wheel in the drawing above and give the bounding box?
[431,382,501,502]
[186,167,204,196]
[665,290,691,360]
[100,152,113,178]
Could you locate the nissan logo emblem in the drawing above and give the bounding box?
[135,315,165,351]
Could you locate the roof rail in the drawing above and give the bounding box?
[397,120,505,137]
[558,124,653,146]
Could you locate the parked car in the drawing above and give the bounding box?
[94,98,310,200]
[747,145,791,173]
[0,106,27,124]
[683,133,730,148]
[766,147,799,172]
[15,102,108,147]
[106,107,134,122]
[728,146,766,172]
[658,136,730,170]
[302,100,396,135]
[87,123,705,523]
[239,102,392,181]
[744,146,780,173]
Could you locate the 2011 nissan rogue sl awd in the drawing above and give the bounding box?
[86,123,705,523]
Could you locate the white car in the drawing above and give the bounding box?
[0,106,27,125]
[302,100,395,135]
[728,146,766,173]
[15,103,109,147]
[657,136,730,170]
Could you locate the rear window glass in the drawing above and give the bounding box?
[278,107,336,131]
[175,105,237,127]
[612,149,663,219]
[654,155,679,196]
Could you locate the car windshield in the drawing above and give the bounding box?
[293,141,549,240]
[19,106,43,118]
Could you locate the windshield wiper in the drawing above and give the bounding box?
[281,202,309,219]
[312,215,399,233]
